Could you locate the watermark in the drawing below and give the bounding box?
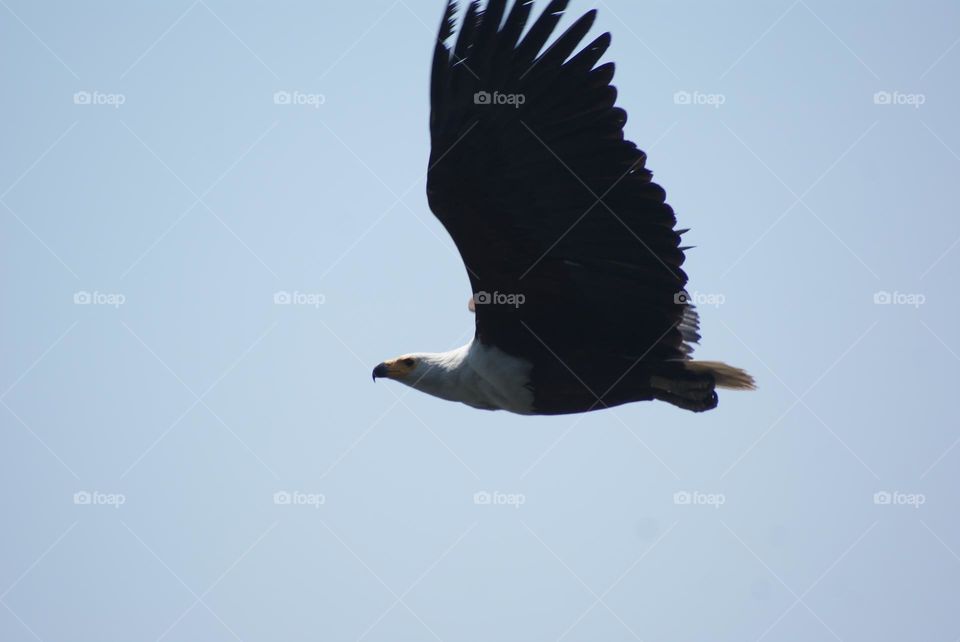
[273,90,326,108]
[674,90,726,109]
[73,490,126,508]
[873,90,925,108]
[873,290,925,308]
[273,490,325,508]
[73,90,126,108]
[674,290,725,308]
[74,290,125,308]
[473,291,525,309]
[474,90,526,109]
[873,490,925,508]
[473,490,525,509]
[274,290,325,308]
[673,490,725,509]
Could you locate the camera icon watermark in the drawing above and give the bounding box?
[473,291,525,309]
[73,90,126,108]
[74,290,126,308]
[673,490,725,509]
[273,490,325,508]
[873,290,925,308]
[673,90,726,109]
[473,490,525,509]
[73,490,126,508]
[273,290,325,308]
[273,90,325,108]
[873,90,925,108]
[873,490,925,508]
[674,290,725,308]
[473,90,526,109]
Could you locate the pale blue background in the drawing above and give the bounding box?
[2,1,959,641]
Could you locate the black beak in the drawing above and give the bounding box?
[372,363,388,382]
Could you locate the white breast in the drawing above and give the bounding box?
[460,341,535,414]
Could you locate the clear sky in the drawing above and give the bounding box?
[2,1,959,640]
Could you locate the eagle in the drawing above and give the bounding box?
[372,0,755,414]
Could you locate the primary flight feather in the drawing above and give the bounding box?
[372,0,755,414]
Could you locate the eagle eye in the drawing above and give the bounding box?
[401,358,416,367]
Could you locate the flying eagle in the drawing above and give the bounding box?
[372,0,755,414]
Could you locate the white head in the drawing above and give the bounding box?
[371,349,469,402]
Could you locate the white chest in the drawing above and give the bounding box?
[459,341,535,414]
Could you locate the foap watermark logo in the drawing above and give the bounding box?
[473,291,525,309]
[673,490,726,509]
[73,90,126,108]
[73,490,126,508]
[474,90,526,109]
[273,490,326,508]
[873,290,925,308]
[74,290,126,308]
[674,90,726,109]
[674,290,725,308]
[873,490,925,508]
[273,90,326,108]
[473,490,525,509]
[274,290,325,308]
[873,90,925,108]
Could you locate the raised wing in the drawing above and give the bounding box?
[428,0,695,366]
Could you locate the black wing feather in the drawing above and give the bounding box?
[515,0,569,63]
[428,0,696,392]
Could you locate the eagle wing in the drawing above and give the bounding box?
[428,0,696,366]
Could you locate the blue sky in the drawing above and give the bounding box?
[2,1,960,640]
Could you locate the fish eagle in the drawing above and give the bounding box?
[372,0,755,414]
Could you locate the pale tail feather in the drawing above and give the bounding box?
[685,361,756,391]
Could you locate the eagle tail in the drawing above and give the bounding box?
[684,361,756,391]
[648,361,754,412]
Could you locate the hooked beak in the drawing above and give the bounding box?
[372,362,389,382]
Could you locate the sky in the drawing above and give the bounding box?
[2,1,959,640]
